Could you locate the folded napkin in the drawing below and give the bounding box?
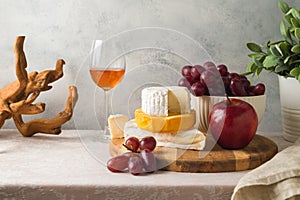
[232,138,300,200]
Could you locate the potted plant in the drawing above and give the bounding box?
[246,1,300,142]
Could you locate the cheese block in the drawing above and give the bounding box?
[108,114,128,139]
[124,120,206,150]
[135,108,195,133]
[141,86,191,116]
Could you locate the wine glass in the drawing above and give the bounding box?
[89,40,126,141]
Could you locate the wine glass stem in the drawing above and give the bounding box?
[104,90,110,137]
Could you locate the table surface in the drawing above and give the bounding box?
[0,129,293,200]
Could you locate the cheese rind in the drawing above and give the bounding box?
[135,108,195,133]
[141,87,168,116]
[141,86,191,116]
[108,114,128,139]
[167,86,191,115]
[124,120,206,150]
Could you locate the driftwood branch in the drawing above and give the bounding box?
[13,86,78,137]
[0,36,78,136]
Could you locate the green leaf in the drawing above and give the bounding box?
[270,45,283,57]
[280,20,287,37]
[275,64,289,72]
[268,40,285,46]
[284,14,293,25]
[256,67,263,77]
[247,53,265,59]
[279,1,290,14]
[275,44,284,56]
[247,43,262,52]
[284,55,291,64]
[291,8,300,21]
[263,55,279,68]
[253,58,264,67]
[298,74,300,83]
[290,67,300,76]
[242,71,253,76]
[279,41,291,56]
[246,62,258,73]
[291,44,300,53]
[246,62,254,73]
[248,53,257,58]
[286,8,300,20]
[280,21,293,44]
[295,28,300,40]
[287,28,294,44]
[291,18,300,28]
[291,59,300,65]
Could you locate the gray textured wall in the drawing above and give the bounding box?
[0,0,299,131]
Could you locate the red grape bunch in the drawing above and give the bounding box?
[178,61,265,97]
[107,136,157,175]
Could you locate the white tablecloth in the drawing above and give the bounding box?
[0,130,291,200]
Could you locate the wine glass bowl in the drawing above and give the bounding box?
[89,40,126,140]
[89,59,126,91]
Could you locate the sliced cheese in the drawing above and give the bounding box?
[108,114,128,139]
[141,86,191,116]
[124,120,206,150]
[135,108,195,133]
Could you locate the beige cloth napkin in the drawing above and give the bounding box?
[232,138,300,200]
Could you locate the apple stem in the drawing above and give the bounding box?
[226,93,232,104]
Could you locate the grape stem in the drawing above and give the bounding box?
[122,144,140,153]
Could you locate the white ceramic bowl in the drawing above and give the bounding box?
[191,95,266,133]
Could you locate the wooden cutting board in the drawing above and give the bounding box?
[110,134,278,173]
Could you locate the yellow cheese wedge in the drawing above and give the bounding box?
[135,108,195,133]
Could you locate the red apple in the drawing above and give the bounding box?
[208,96,258,149]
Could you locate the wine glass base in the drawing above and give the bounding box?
[98,136,111,143]
[98,127,111,143]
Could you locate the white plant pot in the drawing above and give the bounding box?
[278,76,300,142]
